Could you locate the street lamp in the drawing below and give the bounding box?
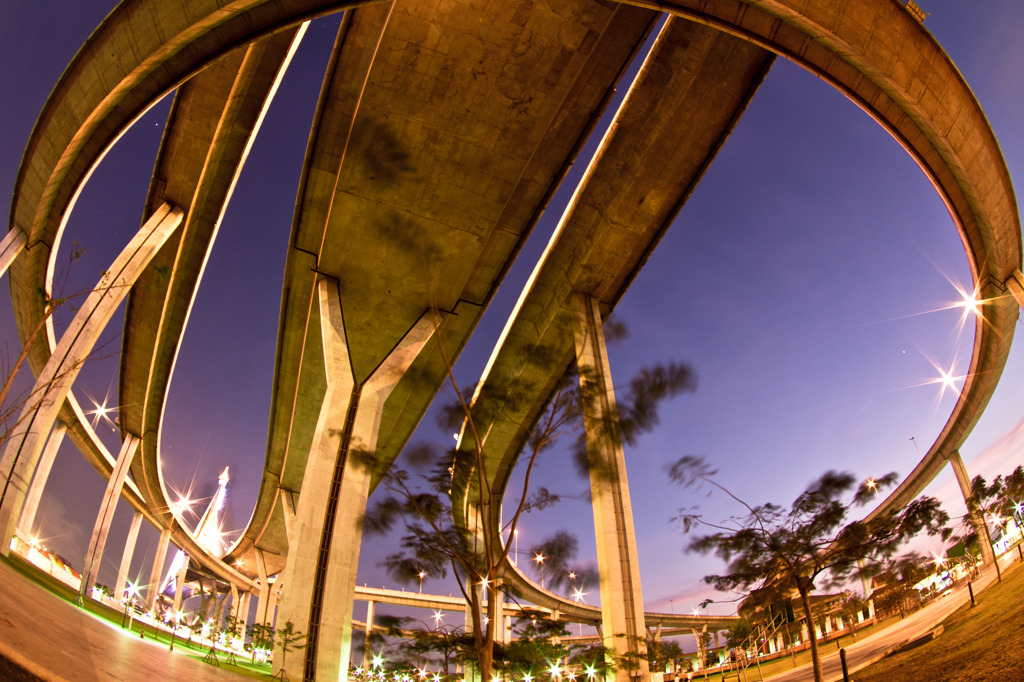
[534,552,545,588]
[121,597,132,628]
[120,582,140,629]
[418,571,426,593]
[168,610,182,651]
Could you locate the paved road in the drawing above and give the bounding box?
[764,558,1010,682]
[0,556,250,682]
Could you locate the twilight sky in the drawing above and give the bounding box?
[2,0,1023,626]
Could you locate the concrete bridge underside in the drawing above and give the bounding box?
[2,0,1021,679]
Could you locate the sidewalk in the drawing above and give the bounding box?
[0,555,255,682]
[764,555,1012,682]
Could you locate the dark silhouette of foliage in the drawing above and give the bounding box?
[365,346,695,679]
[571,362,696,477]
[528,529,577,589]
[247,622,274,664]
[970,465,1024,539]
[647,637,684,672]
[837,591,868,640]
[669,455,951,682]
[501,610,570,676]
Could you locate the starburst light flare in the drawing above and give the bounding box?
[85,395,119,430]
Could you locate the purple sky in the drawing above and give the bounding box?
[2,0,1023,626]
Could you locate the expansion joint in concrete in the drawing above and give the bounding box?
[305,384,362,682]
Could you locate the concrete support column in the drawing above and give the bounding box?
[255,549,272,626]
[16,420,66,539]
[362,600,376,670]
[229,583,240,625]
[280,489,296,543]
[115,511,144,599]
[572,294,648,680]
[172,557,189,612]
[0,227,27,276]
[857,557,872,595]
[0,204,182,552]
[77,434,140,602]
[147,528,172,610]
[690,627,705,670]
[272,579,283,628]
[1006,269,1024,309]
[274,278,438,682]
[215,591,230,631]
[948,450,997,567]
[239,592,253,629]
[768,636,776,654]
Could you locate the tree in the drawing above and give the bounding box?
[365,613,474,677]
[273,621,306,680]
[502,609,570,677]
[365,332,696,680]
[837,591,867,640]
[870,553,932,619]
[406,623,473,677]
[248,622,274,664]
[647,637,684,674]
[971,467,1024,518]
[669,456,951,682]
[223,614,244,646]
[724,617,755,654]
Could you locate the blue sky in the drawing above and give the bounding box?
[2,0,1023,626]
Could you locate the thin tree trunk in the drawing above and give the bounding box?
[797,586,823,682]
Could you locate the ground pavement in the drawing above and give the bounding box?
[0,557,251,681]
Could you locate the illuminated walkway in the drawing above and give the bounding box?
[0,556,249,682]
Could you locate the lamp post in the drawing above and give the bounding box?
[168,609,182,652]
[120,582,139,629]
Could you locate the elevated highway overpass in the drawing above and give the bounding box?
[1,1,1021,681]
